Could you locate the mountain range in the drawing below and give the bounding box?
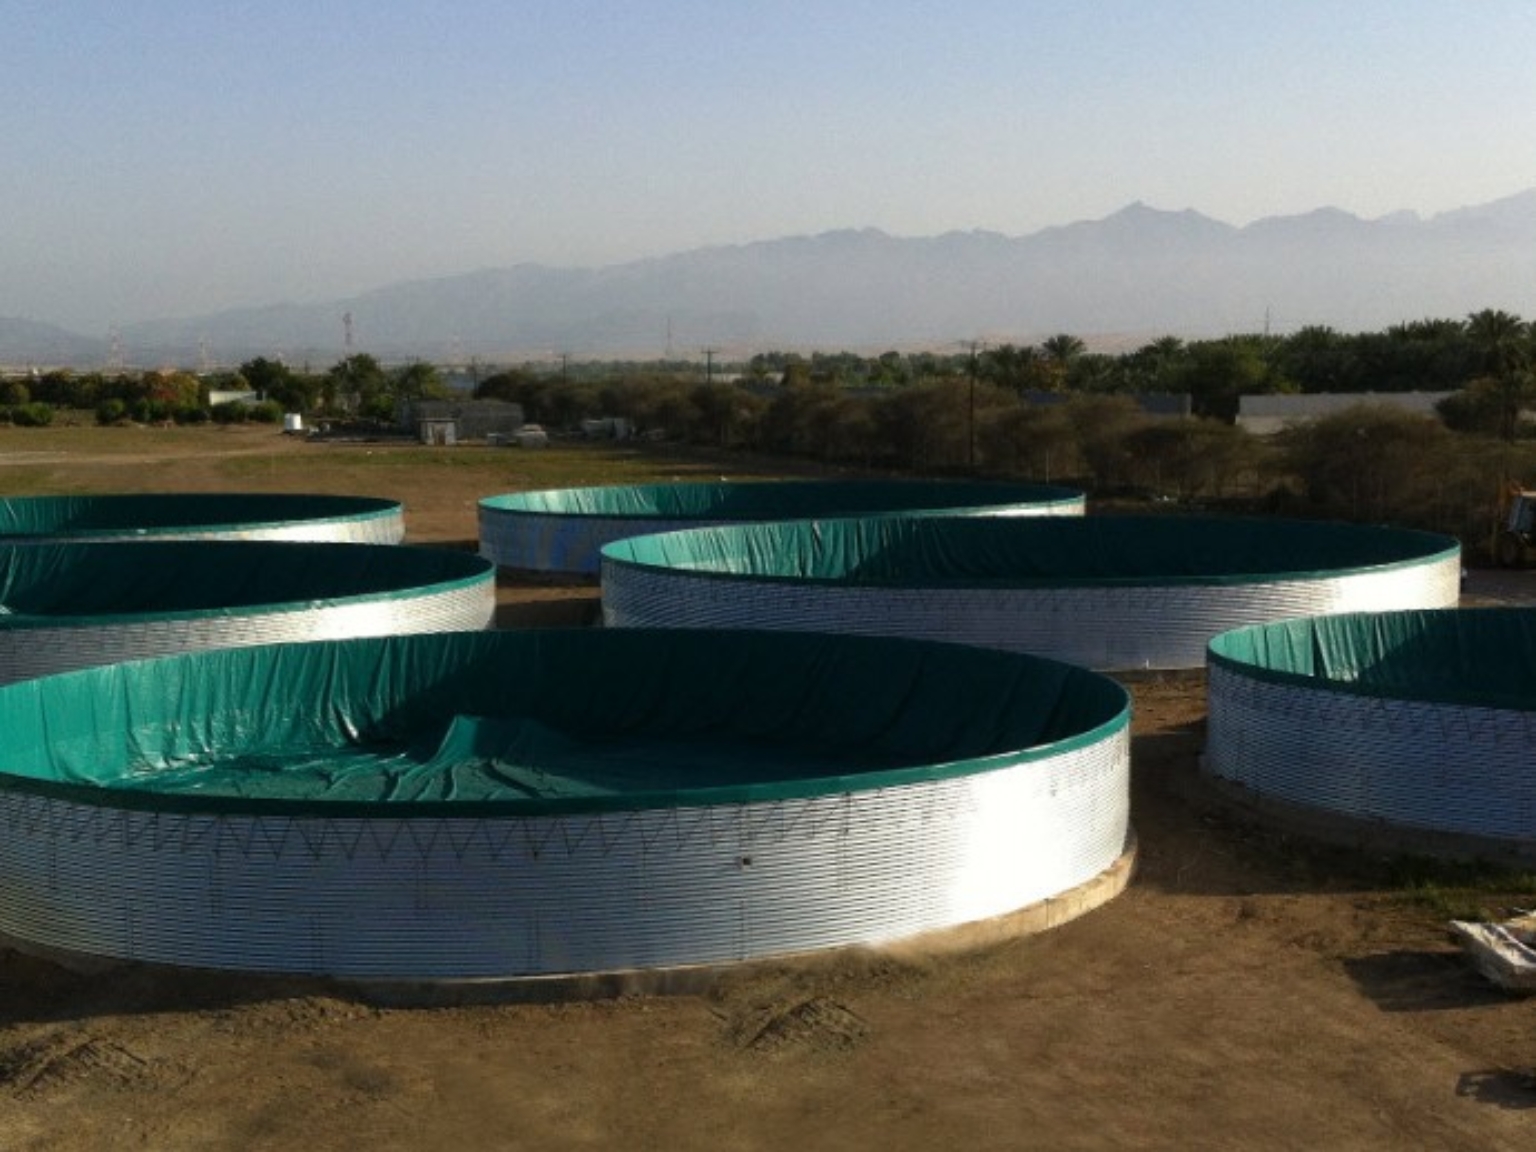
[7,189,1536,368]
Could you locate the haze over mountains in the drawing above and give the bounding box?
[7,189,1536,368]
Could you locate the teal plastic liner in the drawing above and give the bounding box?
[0,493,401,539]
[482,479,1083,521]
[604,514,1460,588]
[0,540,491,624]
[1209,608,1536,711]
[0,628,1130,815]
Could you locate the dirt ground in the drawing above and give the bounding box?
[0,426,1533,1150]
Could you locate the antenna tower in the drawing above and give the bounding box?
[343,311,355,352]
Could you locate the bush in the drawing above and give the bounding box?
[129,399,173,424]
[96,398,127,425]
[211,402,250,424]
[10,402,53,428]
[250,400,283,424]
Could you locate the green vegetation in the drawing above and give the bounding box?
[8,309,1536,558]
[1382,856,1536,923]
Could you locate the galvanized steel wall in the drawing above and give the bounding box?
[602,554,1462,671]
[38,511,406,546]
[0,727,1127,979]
[0,578,494,684]
[0,496,405,546]
[172,512,405,545]
[1205,661,1536,845]
[479,493,1085,575]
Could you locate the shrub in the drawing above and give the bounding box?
[10,402,54,428]
[211,402,250,424]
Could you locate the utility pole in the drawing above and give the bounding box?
[966,340,983,471]
[702,347,718,384]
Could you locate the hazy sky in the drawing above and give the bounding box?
[5,1,1535,333]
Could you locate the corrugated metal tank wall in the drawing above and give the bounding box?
[1205,611,1536,848]
[0,736,1129,980]
[0,542,495,684]
[602,518,1462,672]
[0,630,1131,981]
[479,481,1086,575]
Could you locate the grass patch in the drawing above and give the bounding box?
[1382,855,1536,922]
[0,424,813,495]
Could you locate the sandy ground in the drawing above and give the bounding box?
[0,427,1533,1150]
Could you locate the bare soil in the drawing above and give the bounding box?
[0,425,1533,1151]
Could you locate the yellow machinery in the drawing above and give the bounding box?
[1494,480,1536,566]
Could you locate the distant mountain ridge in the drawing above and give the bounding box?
[7,189,1536,367]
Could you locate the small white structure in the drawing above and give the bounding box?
[1236,392,1454,435]
[209,389,261,408]
[513,424,550,448]
[580,417,633,440]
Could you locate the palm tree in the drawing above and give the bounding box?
[1466,309,1531,441]
[1041,333,1086,366]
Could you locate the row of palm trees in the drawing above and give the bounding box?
[740,309,1536,427]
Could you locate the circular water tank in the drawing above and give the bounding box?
[0,540,495,683]
[0,628,1131,982]
[1206,608,1536,854]
[479,480,1085,575]
[0,493,404,544]
[601,515,1461,670]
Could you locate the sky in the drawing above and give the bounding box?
[5,0,1536,334]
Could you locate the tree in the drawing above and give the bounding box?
[1437,380,1508,437]
[1173,337,1278,422]
[238,357,319,413]
[1275,326,1353,394]
[327,354,389,418]
[475,367,540,406]
[1119,337,1189,395]
[1465,309,1531,440]
[980,344,1052,395]
[1063,395,1147,489]
[393,361,450,403]
[1282,404,1452,523]
[1037,334,1085,392]
[1123,418,1257,501]
[978,402,1079,481]
[144,370,202,411]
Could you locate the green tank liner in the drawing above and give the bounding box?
[601,514,1462,670]
[478,479,1084,574]
[1206,609,1536,849]
[0,628,1130,980]
[0,540,495,683]
[0,493,404,544]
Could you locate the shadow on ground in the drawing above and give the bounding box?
[1342,949,1512,1013]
